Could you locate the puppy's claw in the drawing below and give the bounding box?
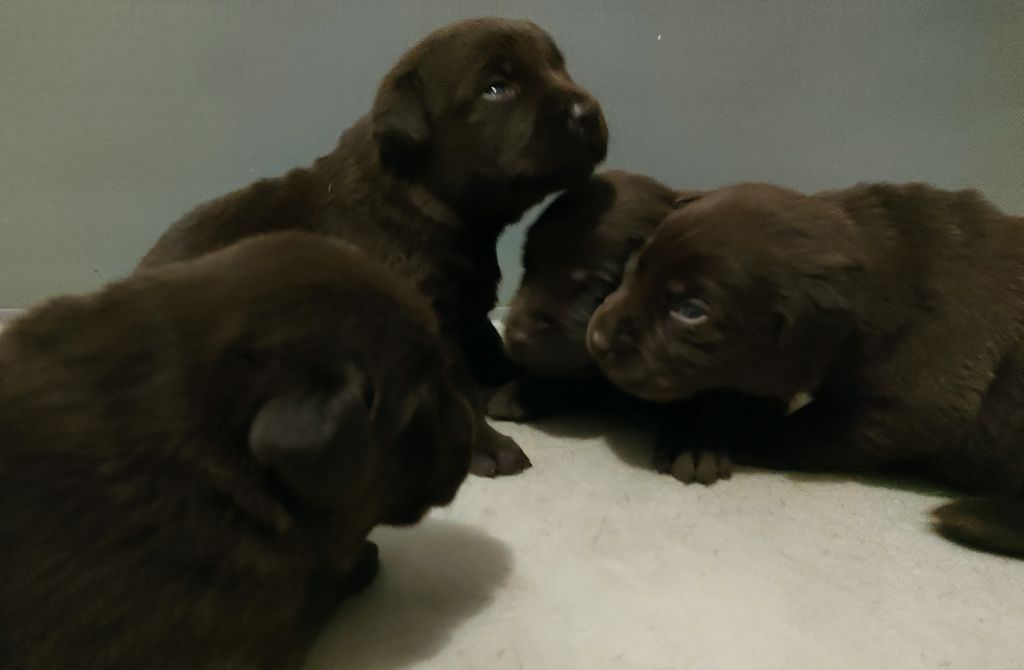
[471,427,532,477]
[667,450,731,485]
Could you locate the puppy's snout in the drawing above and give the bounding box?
[568,100,601,134]
[589,319,637,358]
[506,312,553,345]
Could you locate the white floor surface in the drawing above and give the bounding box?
[307,412,1024,670]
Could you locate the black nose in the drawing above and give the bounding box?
[568,100,601,134]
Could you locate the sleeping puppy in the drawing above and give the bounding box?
[0,232,473,669]
[488,170,681,421]
[588,181,1024,556]
[138,17,609,477]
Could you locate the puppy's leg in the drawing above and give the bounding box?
[487,377,591,421]
[930,343,1024,496]
[472,420,532,477]
[442,335,532,477]
[932,498,1024,558]
[739,397,919,472]
[655,394,784,485]
[462,317,519,387]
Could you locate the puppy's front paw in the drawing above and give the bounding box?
[660,449,732,485]
[486,381,535,421]
[654,428,731,485]
[471,423,532,477]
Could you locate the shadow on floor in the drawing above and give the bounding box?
[505,404,956,499]
[518,400,662,472]
[304,518,513,670]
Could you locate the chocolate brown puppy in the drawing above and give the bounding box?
[138,18,609,477]
[488,170,681,421]
[588,181,1024,555]
[0,232,473,669]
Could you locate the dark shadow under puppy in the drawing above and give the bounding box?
[588,181,1024,558]
[137,18,609,478]
[0,232,474,669]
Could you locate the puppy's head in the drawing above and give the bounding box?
[371,18,608,222]
[587,184,865,403]
[162,232,474,530]
[504,171,680,379]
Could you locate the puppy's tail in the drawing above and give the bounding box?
[932,498,1024,558]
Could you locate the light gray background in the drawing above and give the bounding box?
[1,0,1021,309]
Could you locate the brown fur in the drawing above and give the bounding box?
[137,18,608,477]
[589,182,1024,554]
[488,170,680,421]
[0,232,473,668]
[490,173,772,486]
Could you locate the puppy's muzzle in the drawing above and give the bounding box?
[587,318,638,362]
[505,311,555,349]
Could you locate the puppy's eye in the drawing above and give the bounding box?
[669,299,710,326]
[482,81,516,102]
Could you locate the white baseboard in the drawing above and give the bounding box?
[0,308,24,324]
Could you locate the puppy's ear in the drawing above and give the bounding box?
[673,190,704,208]
[776,252,858,346]
[249,364,375,508]
[371,70,431,171]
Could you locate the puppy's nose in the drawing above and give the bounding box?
[590,320,636,357]
[568,100,600,133]
[589,327,611,354]
[507,312,553,345]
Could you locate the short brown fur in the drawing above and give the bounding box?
[0,232,473,668]
[590,182,1024,554]
[138,18,608,477]
[488,170,679,421]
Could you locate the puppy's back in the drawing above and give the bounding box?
[0,232,446,669]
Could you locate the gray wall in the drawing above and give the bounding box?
[2,0,1021,309]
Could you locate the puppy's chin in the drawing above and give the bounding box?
[383,505,431,527]
[603,367,690,404]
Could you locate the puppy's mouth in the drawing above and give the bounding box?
[605,368,686,403]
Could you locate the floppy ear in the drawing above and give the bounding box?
[776,252,859,346]
[673,190,704,208]
[371,70,431,170]
[249,364,375,509]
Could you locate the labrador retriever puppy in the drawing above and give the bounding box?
[488,170,681,421]
[588,181,1024,556]
[138,18,608,478]
[489,172,771,484]
[0,232,474,669]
